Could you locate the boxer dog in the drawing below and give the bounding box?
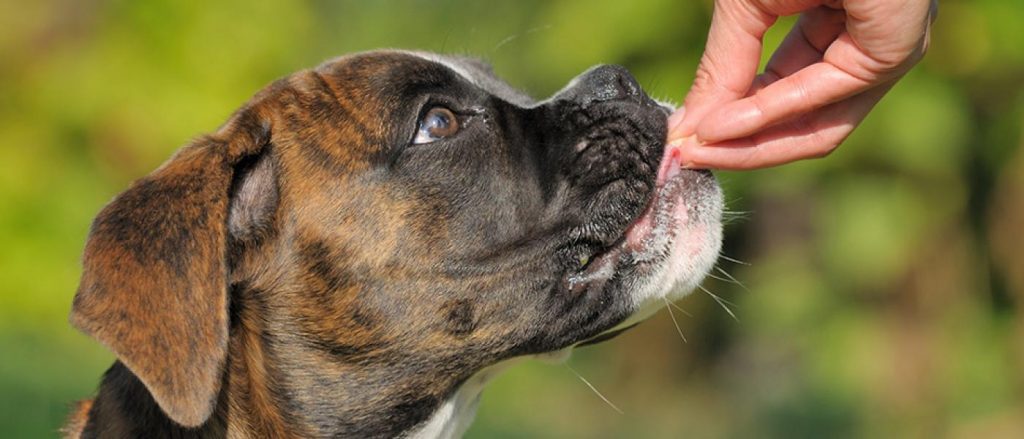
[64,51,723,438]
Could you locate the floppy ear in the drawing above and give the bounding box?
[70,106,275,427]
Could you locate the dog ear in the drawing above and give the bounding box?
[70,106,275,427]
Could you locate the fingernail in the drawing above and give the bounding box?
[674,139,701,169]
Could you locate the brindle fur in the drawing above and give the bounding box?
[66,51,670,438]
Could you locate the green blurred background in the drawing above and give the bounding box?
[2,0,1023,437]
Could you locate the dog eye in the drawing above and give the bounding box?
[413,107,460,144]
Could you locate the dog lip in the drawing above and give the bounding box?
[565,242,623,294]
[578,141,711,273]
[621,136,713,247]
[561,110,681,288]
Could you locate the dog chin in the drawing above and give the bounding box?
[605,140,724,333]
[621,169,723,326]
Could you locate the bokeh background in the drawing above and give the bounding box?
[2,0,1022,437]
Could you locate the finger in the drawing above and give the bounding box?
[670,0,831,141]
[695,36,878,144]
[678,82,892,170]
[667,0,776,141]
[747,6,845,95]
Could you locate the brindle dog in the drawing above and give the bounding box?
[64,51,723,438]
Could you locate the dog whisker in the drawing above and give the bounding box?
[698,284,739,321]
[720,217,745,226]
[440,30,452,53]
[720,210,751,224]
[718,253,750,266]
[565,364,624,415]
[712,265,749,293]
[492,25,553,52]
[721,209,750,216]
[663,297,688,343]
[665,298,692,317]
[705,271,730,282]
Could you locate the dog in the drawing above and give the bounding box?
[64,50,723,438]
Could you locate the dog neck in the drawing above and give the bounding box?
[222,282,517,438]
[219,285,450,437]
[403,359,523,439]
[80,268,577,437]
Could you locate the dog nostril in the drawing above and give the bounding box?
[615,72,640,98]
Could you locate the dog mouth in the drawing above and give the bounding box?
[567,144,717,281]
[622,151,718,262]
[564,118,723,346]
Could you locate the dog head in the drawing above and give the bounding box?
[70,51,722,434]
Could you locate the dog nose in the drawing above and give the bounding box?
[560,65,644,107]
[584,65,642,101]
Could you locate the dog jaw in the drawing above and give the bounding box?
[567,141,724,335]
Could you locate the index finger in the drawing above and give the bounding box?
[670,0,824,141]
[695,50,873,144]
[668,0,774,140]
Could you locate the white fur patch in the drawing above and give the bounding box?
[403,348,573,439]
[403,359,522,439]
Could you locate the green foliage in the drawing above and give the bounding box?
[1,0,1021,436]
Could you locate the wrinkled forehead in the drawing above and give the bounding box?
[403,51,536,107]
[315,50,536,108]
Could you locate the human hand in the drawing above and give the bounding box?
[667,0,937,170]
